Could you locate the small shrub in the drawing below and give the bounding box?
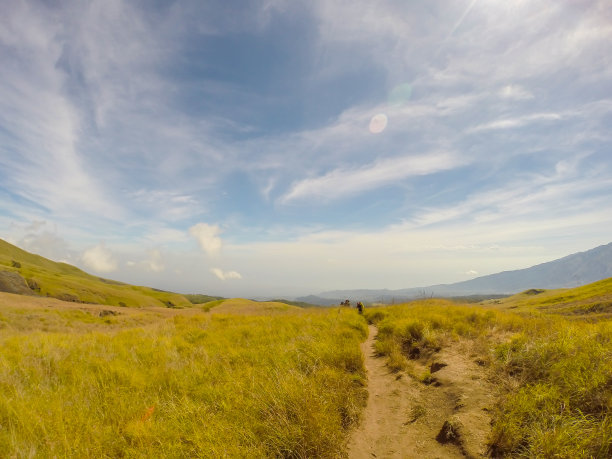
[437,417,464,445]
[420,370,434,384]
[364,309,387,324]
[26,278,40,291]
[409,404,427,422]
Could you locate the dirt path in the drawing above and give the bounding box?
[347,325,495,458]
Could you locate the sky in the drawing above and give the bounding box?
[1,0,611,298]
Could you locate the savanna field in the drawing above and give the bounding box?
[0,296,367,457]
[3,1,612,456]
[0,248,611,458]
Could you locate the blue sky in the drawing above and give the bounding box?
[1,0,611,298]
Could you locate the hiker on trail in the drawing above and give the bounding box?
[342,299,351,307]
[356,301,364,314]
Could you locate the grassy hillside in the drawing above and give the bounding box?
[0,292,367,457]
[210,298,303,315]
[267,298,325,308]
[0,239,192,308]
[483,277,612,318]
[183,293,226,304]
[185,294,321,310]
[364,293,612,457]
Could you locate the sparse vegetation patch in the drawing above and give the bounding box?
[363,288,612,458]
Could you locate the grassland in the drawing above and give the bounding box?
[2,234,610,457]
[364,280,612,458]
[0,293,367,457]
[483,277,612,319]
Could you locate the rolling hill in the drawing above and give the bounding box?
[483,276,612,318]
[0,238,192,308]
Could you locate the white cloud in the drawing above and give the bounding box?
[147,249,165,273]
[0,1,124,222]
[81,243,118,273]
[1,0,611,299]
[142,227,190,245]
[189,223,222,256]
[499,84,534,100]
[220,200,612,294]
[280,152,466,203]
[122,249,165,273]
[411,159,612,229]
[468,112,564,133]
[210,268,242,281]
[434,93,484,114]
[7,220,75,263]
[131,189,201,221]
[20,231,71,261]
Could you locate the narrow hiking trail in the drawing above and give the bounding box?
[347,325,496,458]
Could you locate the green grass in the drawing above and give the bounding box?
[266,299,324,308]
[200,298,226,312]
[0,297,368,457]
[183,293,226,304]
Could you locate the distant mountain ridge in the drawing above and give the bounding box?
[300,242,612,304]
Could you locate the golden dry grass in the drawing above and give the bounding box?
[364,295,612,458]
[210,298,303,315]
[0,294,368,457]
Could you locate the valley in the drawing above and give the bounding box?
[0,240,610,457]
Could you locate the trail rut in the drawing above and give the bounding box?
[347,325,495,458]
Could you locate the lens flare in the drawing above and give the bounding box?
[369,113,388,134]
[388,83,413,106]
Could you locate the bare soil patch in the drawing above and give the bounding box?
[347,325,496,458]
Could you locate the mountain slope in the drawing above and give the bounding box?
[0,238,192,308]
[425,242,612,294]
[314,242,612,302]
[484,276,612,317]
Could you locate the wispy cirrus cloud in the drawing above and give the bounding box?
[1,0,611,298]
[498,85,534,101]
[130,189,202,222]
[0,1,136,223]
[468,112,565,133]
[411,154,612,229]
[279,151,466,204]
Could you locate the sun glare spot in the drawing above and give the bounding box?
[369,113,388,134]
[389,83,413,106]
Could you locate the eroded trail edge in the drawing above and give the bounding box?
[347,325,495,458]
